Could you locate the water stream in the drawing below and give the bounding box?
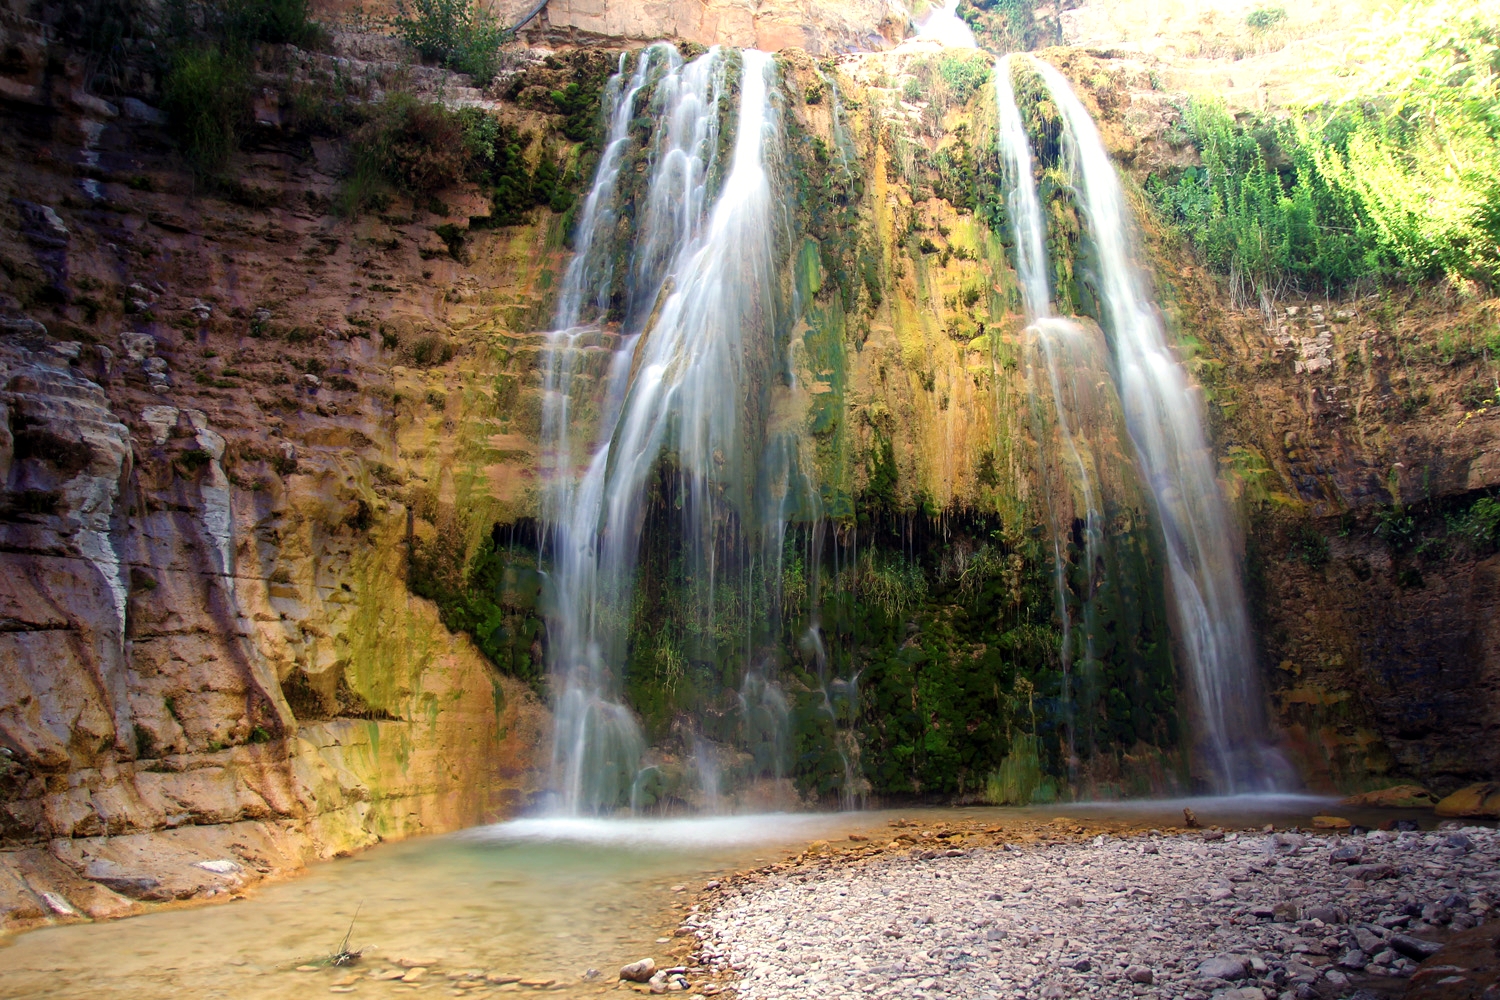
[914,0,978,48]
[541,48,800,814]
[1027,59,1292,791]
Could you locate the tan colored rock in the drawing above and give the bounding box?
[1341,785,1439,809]
[541,0,909,52]
[1311,815,1352,829]
[1435,783,1500,819]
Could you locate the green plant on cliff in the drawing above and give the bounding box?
[390,0,506,84]
[162,46,250,173]
[408,523,545,684]
[1150,0,1500,292]
[958,0,1054,52]
[160,0,328,172]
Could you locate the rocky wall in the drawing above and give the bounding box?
[0,9,555,932]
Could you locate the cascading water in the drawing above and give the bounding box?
[995,54,1108,777]
[915,0,978,48]
[541,47,798,814]
[1020,59,1291,791]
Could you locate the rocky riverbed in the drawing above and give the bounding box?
[693,823,1500,1000]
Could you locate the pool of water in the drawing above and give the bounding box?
[1,794,1440,1000]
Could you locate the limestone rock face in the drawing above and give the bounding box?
[539,0,911,52]
[0,12,551,933]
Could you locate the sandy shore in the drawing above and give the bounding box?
[691,820,1499,1000]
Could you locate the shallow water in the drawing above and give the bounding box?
[0,795,1443,1000]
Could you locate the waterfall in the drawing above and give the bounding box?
[540,47,791,814]
[995,55,1106,776]
[915,0,978,48]
[1023,59,1290,791]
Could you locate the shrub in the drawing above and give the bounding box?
[162,47,250,173]
[343,95,474,211]
[1151,1,1500,293]
[390,0,506,84]
[219,0,328,48]
[1245,6,1287,30]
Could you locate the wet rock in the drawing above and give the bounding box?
[620,958,657,983]
[84,860,163,900]
[1392,934,1445,960]
[1312,816,1352,830]
[1330,844,1364,863]
[1342,785,1439,809]
[1436,783,1500,819]
[1126,964,1154,984]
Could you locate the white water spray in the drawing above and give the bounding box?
[915,0,978,48]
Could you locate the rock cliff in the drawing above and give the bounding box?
[0,0,1495,936]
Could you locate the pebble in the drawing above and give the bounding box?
[696,827,1498,1000]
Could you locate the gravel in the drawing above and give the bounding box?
[695,826,1499,1000]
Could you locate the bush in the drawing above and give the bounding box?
[1151,1,1500,293]
[343,95,473,211]
[1245,6,1287,30]
[390,0,507,84]
[162,47,250,173]
[219,0,327,48]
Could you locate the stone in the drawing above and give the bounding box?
[1339,949,1368,969]
[1443,834,1474,854]
[1198,956,1247,981]
[1304,906,1345,924]
[1390,934,1444,960]
[620,959,658,983]
[1311,816,1352,830]
[193,859,241,874]
[40,890,79,916]
[1126,965,1154,984]
[401,968,428,982]
[1067,957,1091,971]
[1341,785,1439,809]
[1329,844,1363,863]
[1345,864,1397,881]
[120,97,167,123]
[1435,783,1500,819]
[84,860,162,899]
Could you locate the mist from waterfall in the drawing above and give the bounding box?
[1020,58,1291,791]
[540,47,796,814]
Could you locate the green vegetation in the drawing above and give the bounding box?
[1150,0,1500,294]
[1245,6,1287,31]
[390,0,507,84]
[958,0,1055,52]
[162,47,250,173]
[160,0,328,172]
[408,523,546,684]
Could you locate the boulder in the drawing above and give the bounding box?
[1435,783,1500,819]
[1341,785,1439,809]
